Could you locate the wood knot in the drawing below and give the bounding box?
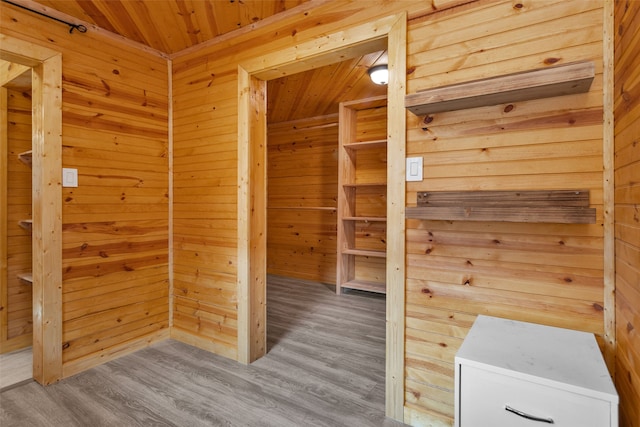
[627,322,634,333]
[544,57,560,65]
[466,260,474,266]
[423,115,434,124]
[563,277,573,283]
[112,69,120,75]
[592,303,604,312]
[503,104,514,113]
[421,288,432,294]
[439,342,448,347]
[513,3,524,9]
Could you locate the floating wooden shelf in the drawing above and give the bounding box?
[341,280,386,294]
[18,219,32,231]
[341,248,387,258]
[343,139,387,150]
[17,273,33,284]
[405,60,595,116]
[17,150,32,167]
[405,190,596,224]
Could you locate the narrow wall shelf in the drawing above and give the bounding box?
[343,139,387,150]
[405,190,596,224]
[17,150,32,167]
[405,60,595,116]
[17,273,33,284]
[18,219,32,231]
[342,248,387,258]
[343,216,387,222]
[341,280,386,294]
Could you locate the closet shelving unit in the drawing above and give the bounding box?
[336,95,388,295]
[17,150,33,285]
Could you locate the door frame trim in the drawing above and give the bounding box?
[1,34,63,385]
[236,13,407,420]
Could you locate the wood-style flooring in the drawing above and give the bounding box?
[0,275,407,426]
[0,347,32,391]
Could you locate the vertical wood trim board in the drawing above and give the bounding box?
[386,12,407,422]
[31,53,63,385]
[601,0,615,375]
[0,87,7,348]
[237,65,251,365]
[168,59,174,329]
[237,13,407,421]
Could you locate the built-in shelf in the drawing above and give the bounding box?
[18,219,32,231]
[341,280,387,294]
[405,60,595,116]
[343,183,386,188]
[17,273,33,284]
[337,96,388,295]
[342,248,387,258]
[405,190,596,224]
[342,216,387,222]
[17,150,32,167]
[343,139,387,150]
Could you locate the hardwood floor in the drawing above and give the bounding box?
[0,347,32,391]
[0,275,406,426]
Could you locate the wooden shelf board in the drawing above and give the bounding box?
[17,273,33,284]
[341,95,387,110]
[405,60,595,116]
[343,216,386,222]
[18,219,33,231]
[343,139,387,150]
[341,280,386,294]
[268,206,336,212]
[343,182,386,188]
[406,206,596,224]
[342,248,387,258]
[17,150,32,167]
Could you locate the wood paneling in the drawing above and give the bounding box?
[28,0,310,54]
[405,0,606,423]
[267,114,338,284]
[1,3,169,377]
[1,86,32,354]
[614,0,640,425]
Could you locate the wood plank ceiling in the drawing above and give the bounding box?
[25,0,387,122]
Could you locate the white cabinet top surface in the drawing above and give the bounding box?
[456,315,618,402]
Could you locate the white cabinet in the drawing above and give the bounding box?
[455,315,618,427]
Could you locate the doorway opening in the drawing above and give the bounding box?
[0,34,63,385]
[236,13,407,420]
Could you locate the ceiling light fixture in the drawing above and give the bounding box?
[368,64,388,85]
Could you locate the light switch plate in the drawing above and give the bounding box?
[406,157,423,182]
[62,168,78,187]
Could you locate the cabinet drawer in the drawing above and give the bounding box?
[460,365,612,427]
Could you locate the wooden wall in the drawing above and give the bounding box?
[172,1,611,425]
[267,114,339,284]
[1,86,33,353]
[0,4,169,378]
[404,1,606,424]
[614,1,640,425]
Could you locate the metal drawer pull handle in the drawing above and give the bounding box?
[505,405,554,424]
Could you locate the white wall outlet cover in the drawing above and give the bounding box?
[62,168,78,187]
[406,157,423,182]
